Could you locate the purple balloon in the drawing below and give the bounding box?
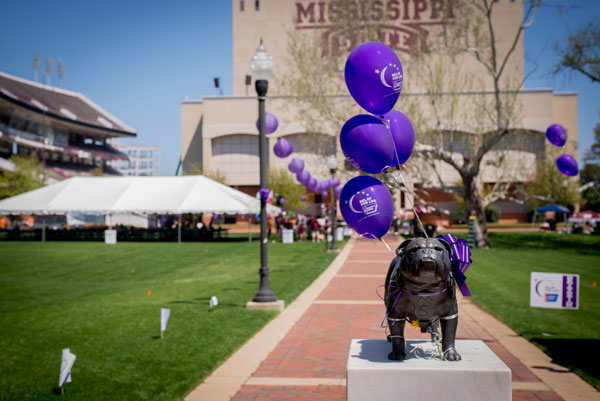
[279,197,285,205]
[332,178,341,187]
[256,112,279,135]
[344,41,403,115]
[321,190,329,199]
[259,188,269,200]
[382,110,415,166]
[556,154,578,176]
[340,114,394,174]
[546,124,567,147]
[300,195,306,201]
[340,175,394,239]
[288,157,304,174]
[274,138,293,158]
[334,186,342,200]
[306,177,318,192]
[213,214,220,220]
[297,170,310,184]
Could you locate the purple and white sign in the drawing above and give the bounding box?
[530,272,579,310]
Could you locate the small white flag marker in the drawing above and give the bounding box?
[58,348,76,388]
[210,296,218,309]
[160,308,171,339]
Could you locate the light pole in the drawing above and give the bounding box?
[250,39,277,303]
[327,155,338,252]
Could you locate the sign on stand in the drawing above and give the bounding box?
[282,229,294,244]
[105,229,117,244]
[530,272,579,309]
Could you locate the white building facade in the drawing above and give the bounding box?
[110,142,160,176]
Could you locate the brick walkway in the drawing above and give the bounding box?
[188,235,598,401]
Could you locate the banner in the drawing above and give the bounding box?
[530,272,579,309]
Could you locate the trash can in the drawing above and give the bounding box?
[336,227,344,241]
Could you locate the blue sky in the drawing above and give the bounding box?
[0,1,598,176]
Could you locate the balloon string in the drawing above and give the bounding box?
[382,117,402,168]
[379,237,395,255]
[386,169,428,239]
[397,170,428,239]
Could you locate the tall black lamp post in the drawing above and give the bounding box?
[327,155,338,252]
[250,40,277,303]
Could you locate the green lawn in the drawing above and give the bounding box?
[0,237,345,401]
[460,232,600,390]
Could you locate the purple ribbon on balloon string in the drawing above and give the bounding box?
[437,233,472,297]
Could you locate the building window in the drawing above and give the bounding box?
[255,0,259,11]
[240,0,244,11]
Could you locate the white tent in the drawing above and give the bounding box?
[0,175,281,215]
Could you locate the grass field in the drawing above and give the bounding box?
[0,237,345,401]
[462,232,600,390]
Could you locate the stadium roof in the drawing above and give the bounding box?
[0,71,136,137]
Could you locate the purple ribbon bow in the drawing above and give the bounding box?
[437,233,472,297]
[259,188,269,201]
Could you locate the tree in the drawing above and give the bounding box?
[281,0,541,248]
[184,162,228,185]
[90,165,104,176]
[267,167,307,213]
[580,120,600,210]
[525,155,580,211]
[553,22,600,83]
[584,119,600,164]
[0,154,48,200]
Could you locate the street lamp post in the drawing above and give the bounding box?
[250,40,277,303]
[327,155,338,252]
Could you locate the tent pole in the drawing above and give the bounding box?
[42,215,46,243]
[178,214,182,244]
[248,215,252,242]
[531,211,536,229]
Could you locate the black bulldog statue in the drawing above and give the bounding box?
[384,237,461,361]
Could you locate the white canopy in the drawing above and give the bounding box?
[0,175,281,215]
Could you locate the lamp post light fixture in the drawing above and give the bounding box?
[250,39,278,303]
[327,154,338,252]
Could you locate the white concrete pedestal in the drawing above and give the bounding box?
[347,339,511,401]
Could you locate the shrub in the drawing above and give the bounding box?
[485,204,502,222]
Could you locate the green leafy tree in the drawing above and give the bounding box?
[267,167,307,213]
[0,154,48,200]
[184,162,228,185]
[90,165,104,176]
[553,22,600,83]
[526,155,580,211]
[580,120,600,210]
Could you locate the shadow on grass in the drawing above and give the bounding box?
[488,232,600,255]
[530,338,600,390]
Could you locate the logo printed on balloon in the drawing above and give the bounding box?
[376,63,403,92]
[348,191,379,220]
[340,176,393,239]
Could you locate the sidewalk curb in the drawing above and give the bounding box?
[459,298,600,401]
[184,237,356,401]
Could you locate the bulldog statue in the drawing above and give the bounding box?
[384,237,461,361]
